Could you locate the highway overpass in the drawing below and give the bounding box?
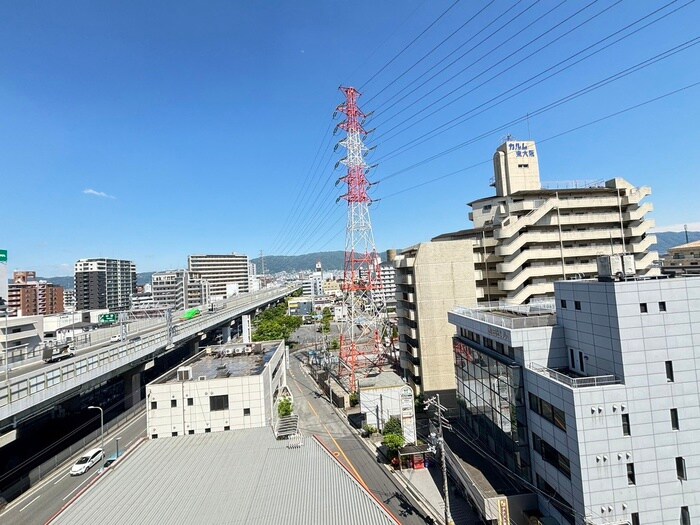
[0,285,298,440]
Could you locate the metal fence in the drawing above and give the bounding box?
[2,401,145,502]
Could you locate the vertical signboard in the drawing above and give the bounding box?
[400,385,417,445]
[0,250,7,306]
[497,498,510,525]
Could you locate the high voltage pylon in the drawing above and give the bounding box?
[334,86,387,393]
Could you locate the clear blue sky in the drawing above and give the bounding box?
[2,1,699,276]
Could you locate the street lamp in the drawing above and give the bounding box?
[1,306,10,382]
[88,405,104,454]
[116,436,121,459]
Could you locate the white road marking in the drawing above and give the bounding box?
[18,495,40,512]
[54,472,70,484]
[62,471,97,501]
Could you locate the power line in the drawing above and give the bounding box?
[359,0,462,90]
[377,79,700,201]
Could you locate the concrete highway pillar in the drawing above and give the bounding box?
[242,315,252,343]
[123,364,145,409]
[221,326,231,344]
[189,339,199,355]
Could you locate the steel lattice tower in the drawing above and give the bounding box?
[335,86,387,392]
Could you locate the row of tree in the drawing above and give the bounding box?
[251,303,302,341]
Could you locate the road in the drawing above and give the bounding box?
[0,411,147,525]
[287,347,431,525]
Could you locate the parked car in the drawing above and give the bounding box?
[70,448,104,476]
[110,334,121,343]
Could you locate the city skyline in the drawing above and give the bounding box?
[3,1,700,275]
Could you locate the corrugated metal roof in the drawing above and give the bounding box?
[51,428,398,525]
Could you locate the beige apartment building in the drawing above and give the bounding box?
[434,139,659,305]
[662,239,700,275]
[188,254,249,299]
[391,240,476,408]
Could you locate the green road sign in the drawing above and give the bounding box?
[0,250,6,263]
[98,313,119,325]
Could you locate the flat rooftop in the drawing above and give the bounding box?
[50,428,398,525]
[451,301,557,330]
[154,341,282,384]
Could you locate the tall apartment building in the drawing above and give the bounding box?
[8,271,64,316]
[150,270,210,310]
[392,240,476,408]
[74,258,136,311]
[662,239,700,275]
[377,260,397,312]
[63,289,76,311]
[448,256,700,525]
[188,254,249,300]
[434,139,659,305]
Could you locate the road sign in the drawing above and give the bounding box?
[0,250,6,263]
[98,313,119,325]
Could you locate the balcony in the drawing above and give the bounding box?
[528,362,620,388]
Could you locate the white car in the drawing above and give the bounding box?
[70,448,104,476]
[110,334,121,343]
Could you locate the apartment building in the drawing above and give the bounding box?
[188,254,249,300]
[392,240,476,408]
[8,271,64,316]
[377,260,397,312]
[150,270,210,310]
[662,239,700,275]
[74,258,136,311]
[448,256,700,525]
[434,139,659,305]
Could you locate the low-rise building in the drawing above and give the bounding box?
[1,314,44,364]
[662,239,700,275]
[146,340,287,438]
[448,256,700,524]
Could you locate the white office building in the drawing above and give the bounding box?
[434,139,659,305]
[188,254,250,300]
[74,258,136,311]
[150,270,210,310]
[146,340,287,438]
[448,256,700,524]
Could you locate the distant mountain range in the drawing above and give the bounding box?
[13,231,699,289]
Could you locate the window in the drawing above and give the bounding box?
[574,301,581,311]
[150,401,157,410]
[187,397,194,406]
[579,351,585,373]
[151,434,158,439]
[659,301,667,312]
[532,432,571,478]
[171,399,177,408]
[627,463,636,485]
[205,428,211,433]
[622,414,631,436]
[681,506,690,525]
[529,393,567,432]
[631,512,640,525]
[243,408,251,416]
[666,361,675,382]
[671,408,679,430]
[188,429,195,435]
[209,394,229,411]
[640,303,648,313]
[171,431,178,437]
[569,348,575,369]
[560,299,567,309]
[224,425,230,431]
[676,457,687,480]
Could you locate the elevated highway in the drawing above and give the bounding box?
[0,286,298,435]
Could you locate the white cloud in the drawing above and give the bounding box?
[651,222,700,233]
[83,188,115,199]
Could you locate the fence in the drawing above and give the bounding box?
[1,401,145,502]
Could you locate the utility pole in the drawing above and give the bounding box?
[425,394,454,525]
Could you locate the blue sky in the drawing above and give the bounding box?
[2,0,699,276]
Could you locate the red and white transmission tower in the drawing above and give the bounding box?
[335,86,387,392]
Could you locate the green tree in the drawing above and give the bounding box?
[278,397,293,417]
[382,416,403,437]
[330,339,339,350]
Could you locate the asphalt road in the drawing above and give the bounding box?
[287,347,431,525]
[0,411,147,525]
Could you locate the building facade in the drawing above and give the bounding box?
[392,240,477,408]
[662,239,700,275]
[149,270,210,310]
[8,271,65,316]
[434,139,659,305]
[377,260,397,312]
[449,257,700,525]
[188,254,249,300]
[74,258,136,311]
[146,340,287,438]
[1,315,44,365]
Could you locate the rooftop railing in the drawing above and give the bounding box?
[528,362,620,388]
[451,301,557,330]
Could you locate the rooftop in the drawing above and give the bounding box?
[451,301,557,330]
[154,341,283,384]
[50,428,398,525]
[358,371,406,390]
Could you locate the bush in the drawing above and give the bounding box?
[362,424,378,436]
[382,416,403,437]
[382,433,405,456]
[349,392,359,407]
[278,397,293,417]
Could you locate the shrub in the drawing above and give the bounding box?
[362,424,378,436]
[382,416,403,437]
[277,397,293,417]
[349,392,359,407]
[382,433,405,456]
